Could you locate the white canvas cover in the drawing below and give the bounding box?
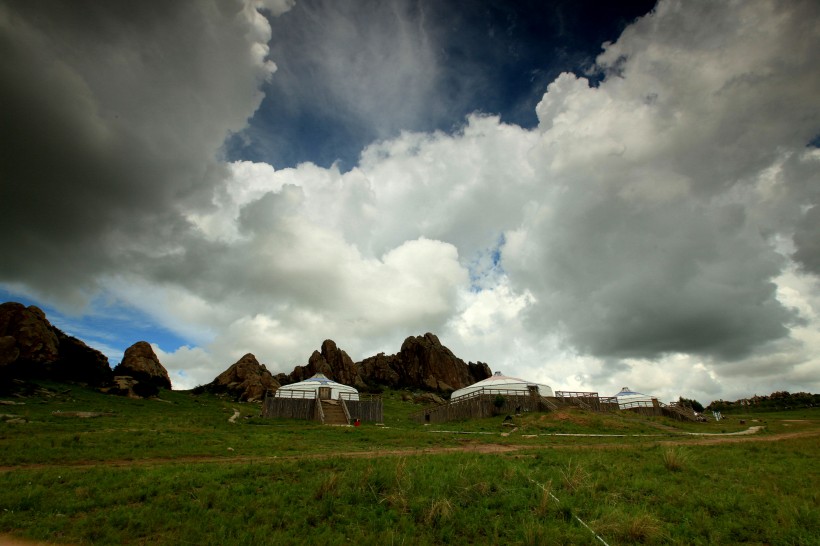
[613,387,655,408]
[450,371,554,401]
[274,373,359,400]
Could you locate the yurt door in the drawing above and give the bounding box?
[318,387,331,400]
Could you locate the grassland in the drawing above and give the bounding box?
[1,382,818,545]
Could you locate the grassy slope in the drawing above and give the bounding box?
[1,383,818,545]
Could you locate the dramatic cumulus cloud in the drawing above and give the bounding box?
[1,0,819,403]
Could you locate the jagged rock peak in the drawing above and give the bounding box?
[209,353,280,402]
[286,339,367,389]
[114,341,171,390]
[359,333,493,393]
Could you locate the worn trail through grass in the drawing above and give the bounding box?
[2,425,817,474]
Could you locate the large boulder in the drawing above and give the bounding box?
[286,340,367,389]
[0,303,59,367]
[208,353,280,401]
[0,301,112,386]
[113,341,171,391]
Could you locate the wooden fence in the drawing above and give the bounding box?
[409,388,633,424]
[341,393,383,423]
[554,391,620,412]
[410,388,552,424]
[261,396,316,420]
[261,390,383,423]
[619,399,699,421]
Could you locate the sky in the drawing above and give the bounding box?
[1,0,819,405]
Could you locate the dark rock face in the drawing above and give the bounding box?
[113,341,172,391]
[56,332,114,386]
[208,353,280,401]
[358,333,492,393]
[286,340,367,389]
[0,301,112,386]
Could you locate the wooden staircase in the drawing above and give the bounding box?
[321,399,349,425]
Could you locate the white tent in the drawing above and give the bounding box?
[274,373,359,400]
[613,387,656,409]
[450,371,554,401]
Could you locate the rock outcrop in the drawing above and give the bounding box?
[413,392,446,405]
[113,341,172,391]
[104,375,141,399]
[0,301,112,387]
[208,353,280,402]
[285,340,367,389]
[358,333,492,393]
[278,333,492,395]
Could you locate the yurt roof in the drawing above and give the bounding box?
[451,371,553,399]
[613,387,655,406]
[275,373,358,395]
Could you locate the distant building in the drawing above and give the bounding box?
[274,373,359,401]
[263,373,382,425]
[613,387,656,409]
[450,371,554,401]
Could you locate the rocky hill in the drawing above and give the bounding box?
[0,301,112,389]
[1,300,492,398]
[205,353,280,402]
[107,341,173,397]
[277,333,492,394]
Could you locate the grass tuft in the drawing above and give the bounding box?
[662,447,687,472]
[624,513,663,543]
[534,479,554,517]
[423,497,454,526]
[561,459,590,492]
[314,471,340,500]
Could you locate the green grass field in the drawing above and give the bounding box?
[1,383,818,545]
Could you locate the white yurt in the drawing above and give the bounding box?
[274,373,359,401]
[450,371,554,401]
[613,387,656,409]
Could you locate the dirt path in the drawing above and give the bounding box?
[1,426,817,474]
[0,534,61,546]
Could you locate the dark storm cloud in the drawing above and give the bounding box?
[515,196,797,361]
[0,0,275,306]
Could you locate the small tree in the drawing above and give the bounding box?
[678,396,704,413]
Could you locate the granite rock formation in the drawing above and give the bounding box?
[113,341,172,391]
[285,340,367,389]
[208,353,280,402]
[279,333,492,394]
[0,301,112,386]
[358,333,492,393]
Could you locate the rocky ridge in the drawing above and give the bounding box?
[277,333,492,394]
[1,300,493,398]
